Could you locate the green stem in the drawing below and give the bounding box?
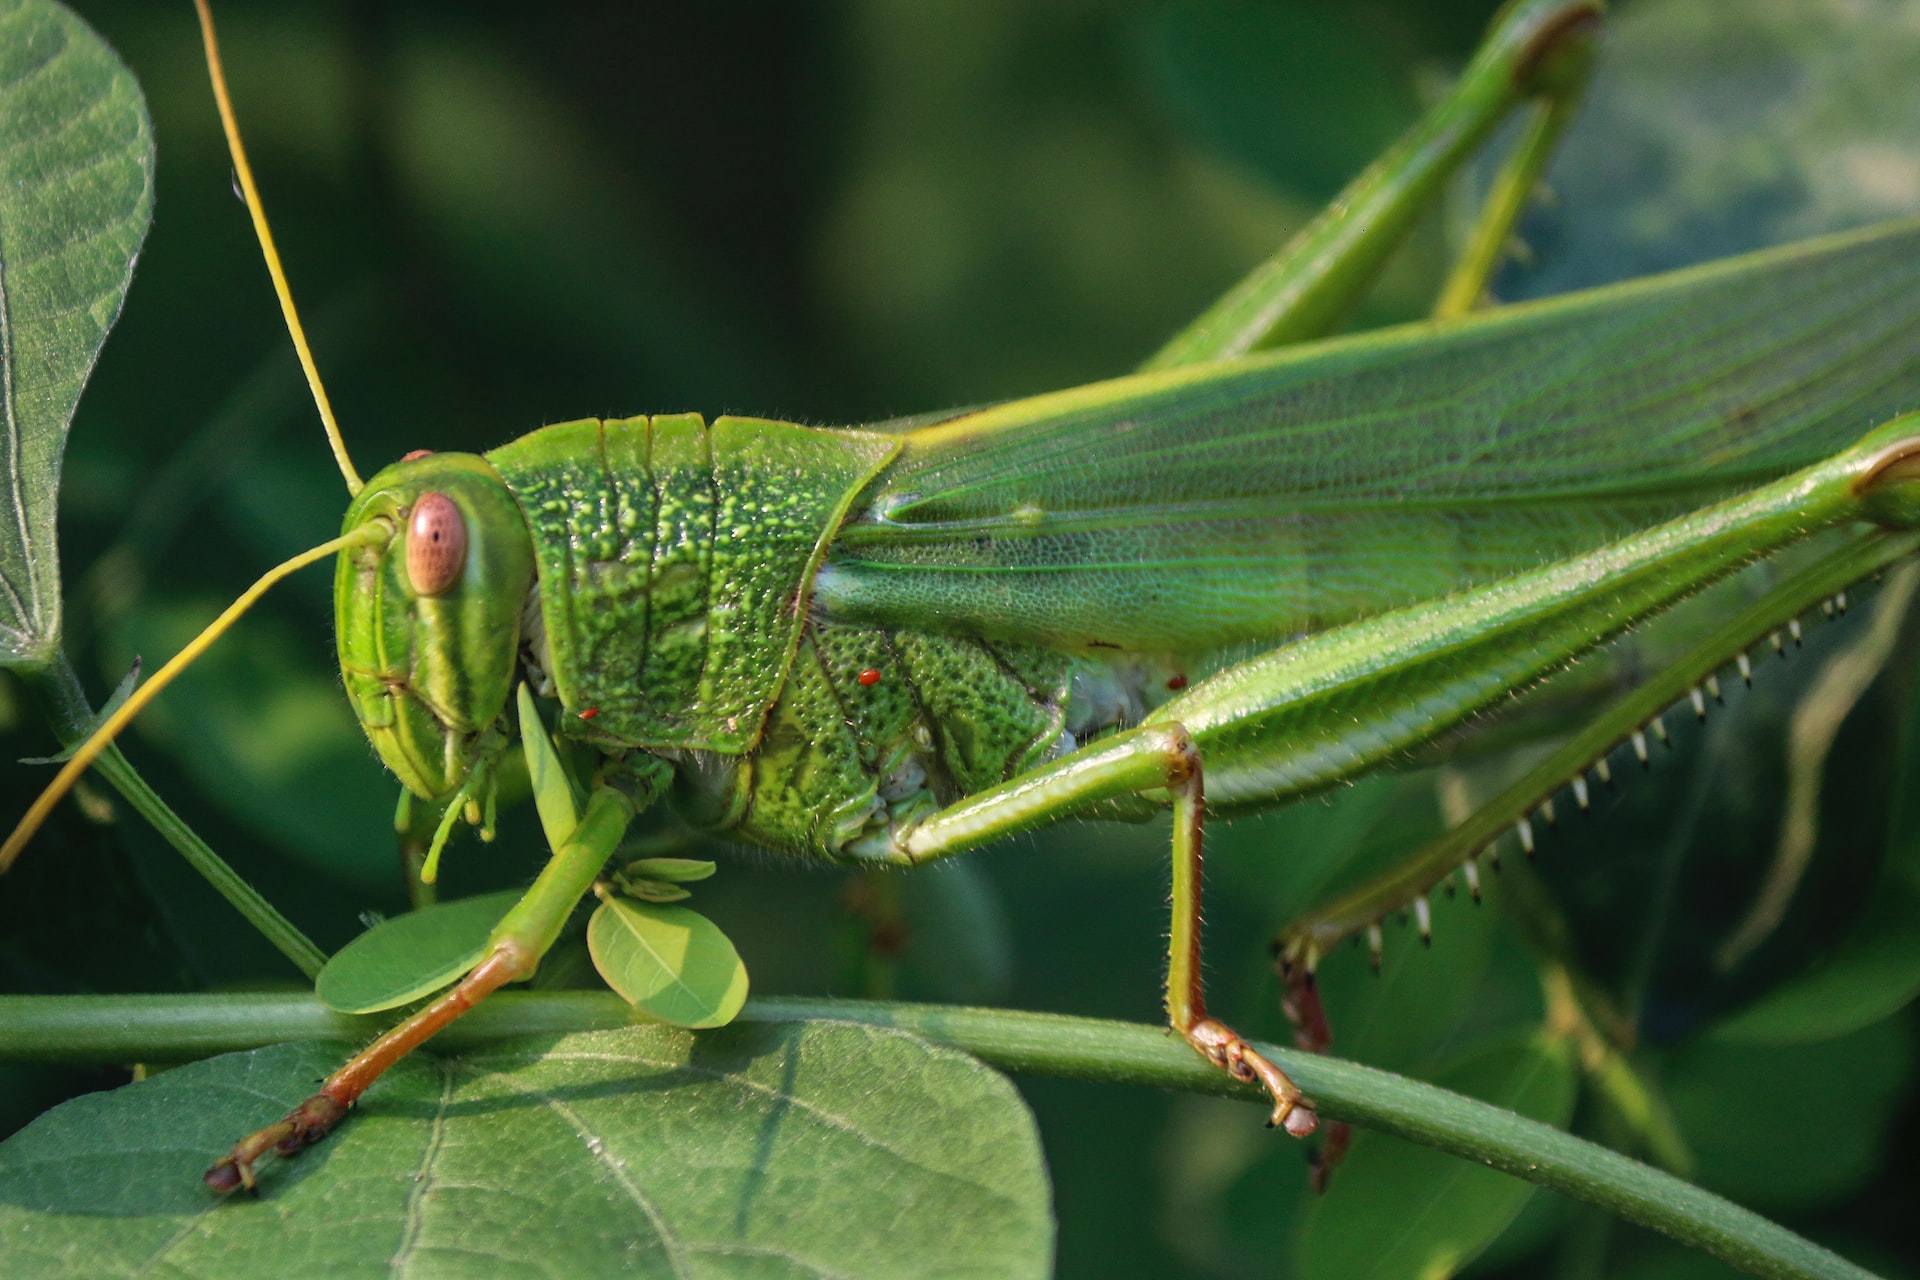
[16,654,326,979]
[0,991,1871,1280]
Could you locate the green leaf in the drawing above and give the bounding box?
[1709,877,1920,1045]
[622,856,716,883]
[518,681,579,849]
[315,890,521,1014]
[1662,1016,1916,1213]
[1296,1032,1579,1280]
[0,1024,1054,1277]
[0,0,152,667]
[618,879,692,903]
[588,897,749,1029]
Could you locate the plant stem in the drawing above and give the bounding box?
[15,655,326,978]
[0,991,1873,1280]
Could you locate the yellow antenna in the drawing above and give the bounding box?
[0,8,390,872]
[194,0,364,495]
[0,524,390,872]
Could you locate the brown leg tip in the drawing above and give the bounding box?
[1186,1017,1318,1142]
[209,1093,351,1196]
[283,1094,350,1152]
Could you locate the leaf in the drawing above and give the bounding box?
[1661,1015,1916,1212]
[611,857,717,904]
[623,856,716,883]
[0,1024,1054,1278]
[0,0,153,667]
[315,889,521,1014]
[619,880,692,903]
[589,897,749,1029]
[518,681,579,849]
[1296,1033,1579,1280]
[1708,877,1920,1045]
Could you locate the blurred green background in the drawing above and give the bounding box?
[5,0,1920,1276]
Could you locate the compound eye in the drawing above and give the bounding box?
[406,492,467,596]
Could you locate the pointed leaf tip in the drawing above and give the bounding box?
[0,0,154,665]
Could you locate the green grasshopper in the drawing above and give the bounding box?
[11,0,1920,1201]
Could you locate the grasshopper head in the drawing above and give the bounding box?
[336,452,535,802]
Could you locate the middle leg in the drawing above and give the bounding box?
[894,722,1318,1136]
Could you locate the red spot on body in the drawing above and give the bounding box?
[578,707,600,720]
[857,668,882,687]
[1166,673,1188,691]
[401,449,434,462]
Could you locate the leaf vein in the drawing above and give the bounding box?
[473,1042,1029,1213]
[388,1060,459,1276]
[0,203,40,628]
[455,1064,693,1279]
[126,1191,222,1280]
[686,1240,860,1279]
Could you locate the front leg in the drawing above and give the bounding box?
[206,782,638,1194]
[894,723,1318,1137]
[203,946,532,1194]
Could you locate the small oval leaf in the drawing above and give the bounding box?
[588,898,749,1029]
[623,856,716,883]
[316,889,521,1014]
[621,879,691,904]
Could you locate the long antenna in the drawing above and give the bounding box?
[0,524,390,872]
[194,0,364,495]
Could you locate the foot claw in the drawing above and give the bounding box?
[206,1093,350,1196]
[203,1159,245,1195]
[1186,1017,1319,1138]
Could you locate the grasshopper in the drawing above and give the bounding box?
[8,0,1920,1220]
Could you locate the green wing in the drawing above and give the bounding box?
[814,219,1920,652]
